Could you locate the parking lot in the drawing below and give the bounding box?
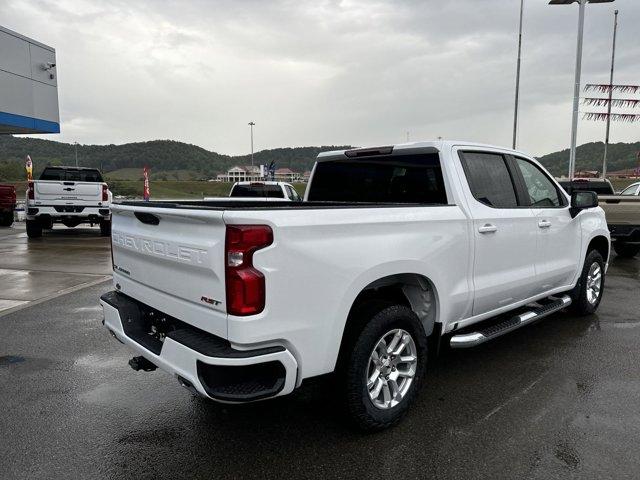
[1,225,639,480]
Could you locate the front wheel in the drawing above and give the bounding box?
[614,242,640,259]
[570,250,605,316]
[342,304,428,431]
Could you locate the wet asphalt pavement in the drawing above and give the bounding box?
[0,223,111,314]
[1,227,640,479]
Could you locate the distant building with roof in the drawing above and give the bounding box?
[273,168,300,182]
[215,165,303,182]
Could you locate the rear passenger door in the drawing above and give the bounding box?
[458,151,538,316]
[511,157,581,291]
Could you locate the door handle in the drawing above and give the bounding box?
[538,220,552,229]
[478,224,498,234]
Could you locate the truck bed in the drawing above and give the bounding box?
[119,200,443,210]
[599,195,640,226]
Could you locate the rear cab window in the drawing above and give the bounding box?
[231,184,285,198]
[307,153,448,204]
[40,168,103,182]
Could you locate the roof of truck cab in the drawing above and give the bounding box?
[42,166,101,170]
[317,141,530,160]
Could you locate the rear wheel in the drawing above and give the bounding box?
[613,242,640,259]
[570,249,605,316]
[26,219,42,238]
[100,219,111,236]
[341,304,428,431]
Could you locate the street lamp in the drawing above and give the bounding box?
[74,141,78,167]
[248,122,255,167]
[549,0,615,180]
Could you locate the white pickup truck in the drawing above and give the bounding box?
[204,181,302,202]
[26,166,112,238]
[100,141,610,430]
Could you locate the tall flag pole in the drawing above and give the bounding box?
[513,0,525,150]
[143,166,150,201]
[602,9,619,179]
[25,155,33,181]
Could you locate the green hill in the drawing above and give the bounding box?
[538,141,640,177]
[1,134,639,182]
[0,136,350,181]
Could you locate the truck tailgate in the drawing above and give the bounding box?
[111,204,228,337]
[34,180,102,204]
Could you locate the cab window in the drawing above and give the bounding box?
[514,158,564,208]
[459,152,518,208]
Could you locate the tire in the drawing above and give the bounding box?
[100,219,111,236]
[341,304,428,431]
[570,249,605,316]
[0,212,13,227]
[26,219,43,238]
[41,218,54,230]
[613,242,640,259]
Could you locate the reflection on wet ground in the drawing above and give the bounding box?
[0,246,639,479]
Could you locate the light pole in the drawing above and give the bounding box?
[602,9,619,179]
[513,0,524,150]
[248,121,255,167]
[74,141,78,167]
[549,0,615,180]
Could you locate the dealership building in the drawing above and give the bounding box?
[0,25,59,134]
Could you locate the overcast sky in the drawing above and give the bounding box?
[3,0,639,156]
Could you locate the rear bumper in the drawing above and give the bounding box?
[100,291,298,402]
[26,205,111,221]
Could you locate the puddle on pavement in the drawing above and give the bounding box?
[72,305,102,313]
[0,355,26,366]
[74,353,121,370]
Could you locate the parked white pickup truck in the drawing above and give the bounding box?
[100,141,610,430]
[26,166,112,238]
[204,181,302,202]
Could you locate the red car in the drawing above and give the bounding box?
[0,184,16,227]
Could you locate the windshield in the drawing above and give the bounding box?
[620,184,639,196]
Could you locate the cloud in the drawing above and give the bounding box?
[3,0,639,156]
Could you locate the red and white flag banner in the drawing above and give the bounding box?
[25,155,33,181]
[583,98,640,108]
[582,112,640,123]
[584,84,640,94]
[143,166,150,201]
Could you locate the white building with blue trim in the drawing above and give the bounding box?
[0,25,59,134]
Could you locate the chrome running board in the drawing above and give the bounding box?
[450,295,572,349]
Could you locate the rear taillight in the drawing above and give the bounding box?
[102,184,108,202]
[225,225,273,316]
[27,181,34,200]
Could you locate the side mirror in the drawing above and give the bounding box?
[570,191,598,218]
